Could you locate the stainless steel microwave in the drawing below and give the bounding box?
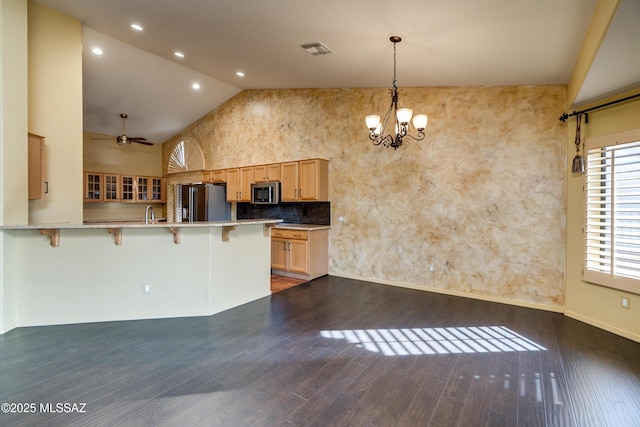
[251,182,280,204]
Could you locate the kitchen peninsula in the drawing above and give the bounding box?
[2,219,281,329]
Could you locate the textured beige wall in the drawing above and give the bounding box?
[164,85,567,308]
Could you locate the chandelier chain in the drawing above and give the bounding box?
[393,41,397,90]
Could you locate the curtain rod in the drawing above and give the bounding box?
[559,92,640,122]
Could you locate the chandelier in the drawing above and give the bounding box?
[365,36,428,150]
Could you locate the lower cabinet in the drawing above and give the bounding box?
[271,227,329,280]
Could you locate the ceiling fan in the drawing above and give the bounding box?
[92,113,154,146]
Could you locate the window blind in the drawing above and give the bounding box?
[584,128,640,293]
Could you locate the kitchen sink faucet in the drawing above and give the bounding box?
[145,205,156,224]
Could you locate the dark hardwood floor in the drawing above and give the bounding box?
[1,276,639,426]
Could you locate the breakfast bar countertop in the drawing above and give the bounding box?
[1,218,283,230]
[1,219,283,247]
[272,223,330,231]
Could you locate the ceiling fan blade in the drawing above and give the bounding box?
[101,115,154,146]
[91,137,117,141]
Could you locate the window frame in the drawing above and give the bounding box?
[583,127,640,294]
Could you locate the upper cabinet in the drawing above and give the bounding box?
[84,172,102,202]
[150,177,166,202]
[136,177,149,202]
[203,169,227,184]
[226,167,253,202]
[253,163,281,183]
[299,159,329,201]
[212,169,227,183]
[121,175,136,203]
[281,159,328,202]
[83,171,165,203]
[280,162,299,202]
[200,158,329,203]
[28,133,46,200]
[103,173,120,202]
[136,176,166,203]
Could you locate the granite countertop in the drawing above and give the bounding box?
[83,218,168,224]
[273,223,330,231]
[1,218,283,230]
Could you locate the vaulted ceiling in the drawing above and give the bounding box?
[34,0,640,143]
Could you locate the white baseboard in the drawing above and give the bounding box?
[564,310,640,343]
[330,272,640,344]
[330,272,565,313]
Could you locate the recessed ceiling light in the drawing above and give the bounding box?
[91,47,103,55]
[192,83,201,90]
[236,71,245,77]
[131,23,143,31]
[174,51,185,58]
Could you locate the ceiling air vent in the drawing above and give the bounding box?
[300,42,333,56]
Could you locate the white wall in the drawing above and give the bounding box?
[209,224,271,313]
[0,0,28,334]
[12,224,271,327]
[27,1,83,224]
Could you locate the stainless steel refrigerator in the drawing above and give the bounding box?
[181,184,231,222]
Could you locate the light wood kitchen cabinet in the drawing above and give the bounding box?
[84,172,103,202]
[280,162,299,201]
[288,238,309,274]
[103,173,120,202]
[280,159,328,202]
[271,227,329,280]
[120,175,136,202]
[136,177,150,202]
[226,167,253,202]
[150,177,166,202]
[202,170,227,183]
[226,169,239,201]
[240,167,254,201]
[136,176,166,202]
[28,133,46,200]
[253,163,281,182]
[84,172,164,203]
[212,169,227,183]
[271,238,288,270]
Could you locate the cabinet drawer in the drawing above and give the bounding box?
[271,229,308,240]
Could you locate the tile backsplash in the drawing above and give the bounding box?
[237,202,330,225]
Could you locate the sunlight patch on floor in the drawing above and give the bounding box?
[320,326,547,356]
